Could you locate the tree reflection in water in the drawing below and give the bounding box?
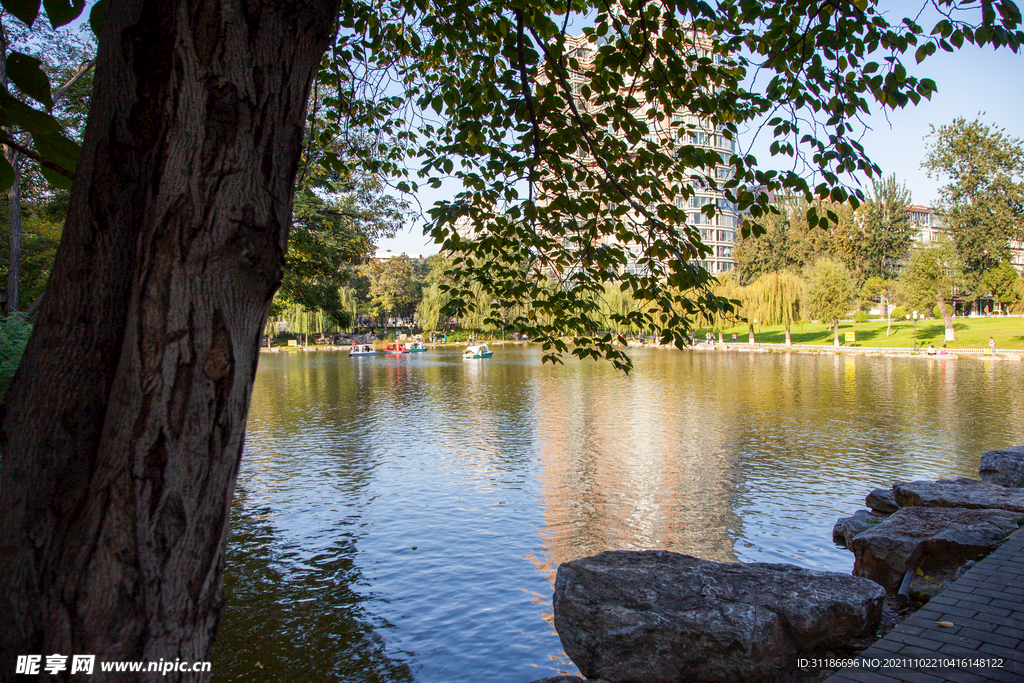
[213,488,413,683]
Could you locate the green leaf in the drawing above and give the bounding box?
[33,131,80,172]
[89,0,105,34]
[0,88,61,136]
[7,52,53,109]
[39,164,73,189]
[0,154,14,191]
[0,0,40,26]
[42,0,85,28]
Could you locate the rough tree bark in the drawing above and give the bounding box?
[0,0,339,679]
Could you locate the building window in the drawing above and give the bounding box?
[716,229,734,243]
[690,195,713,209]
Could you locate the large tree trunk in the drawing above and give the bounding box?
[833,317,840,346]
[747,322,754,344]
[0,0,339,678]
[936,286,956,341]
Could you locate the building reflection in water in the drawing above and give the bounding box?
[528,351,743,597]
[218,347,1024,682]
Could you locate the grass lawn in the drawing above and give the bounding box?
[702,316,1024,350]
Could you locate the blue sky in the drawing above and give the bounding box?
[376,7,1024,258]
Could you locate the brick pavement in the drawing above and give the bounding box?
[824,527,1024,683]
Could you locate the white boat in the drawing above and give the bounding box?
[349,343,378,356]
[462,343,492,359]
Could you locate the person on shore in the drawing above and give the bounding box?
[989,337,996,354]
[927,344,936,355]
[939,344,947,355]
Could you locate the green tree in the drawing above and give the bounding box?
[733,209,791,285]
[749,271,804,346]
[859,175,914,280]
[980,259,1021,312]
[417,255,457,332]
[365,255,417,326]
[898,241,964,340]
[0,16,95,313]
[804,258,855,347]
[1,0,1021,671]
[923,118,1024,274]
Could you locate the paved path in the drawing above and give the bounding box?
[824,528,1024,683]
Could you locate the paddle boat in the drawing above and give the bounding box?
[384,342,410,354]
[407,341,428,352]
[349,343,377,356]
[463,343,492,359]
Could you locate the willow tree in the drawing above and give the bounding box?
[750,271,804,346]
[694,274,745,343]
[0,0,1020,677]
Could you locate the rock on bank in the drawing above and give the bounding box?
[553,550,884,683]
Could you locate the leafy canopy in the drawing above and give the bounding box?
[3,0,1023,371]
[923,117,1024,274]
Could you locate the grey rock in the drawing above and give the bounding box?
[833,509,887,550]
[523,678,603,683]
[851,507,1020,592]
[865,488,900,514]
[893,477,1024,513]
[553,550,884,683]
[979,446,1024,488]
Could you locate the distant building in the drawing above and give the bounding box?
[534,31,739,277]
[907,204,1024,275]
[906,204,947,247]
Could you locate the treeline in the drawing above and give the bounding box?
[721,116,1024,345]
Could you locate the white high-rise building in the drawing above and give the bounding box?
[535,32,740,277]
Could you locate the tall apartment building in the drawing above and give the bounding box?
[536,33,740,277]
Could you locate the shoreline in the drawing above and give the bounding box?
[258,339,1024,361]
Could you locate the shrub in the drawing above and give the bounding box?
[0,313,33,397]
[853,311,868,323]
[890,306,906,320]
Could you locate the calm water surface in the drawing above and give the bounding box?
[212,346,1024,682]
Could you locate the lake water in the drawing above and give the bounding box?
[212,346,1024,682]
